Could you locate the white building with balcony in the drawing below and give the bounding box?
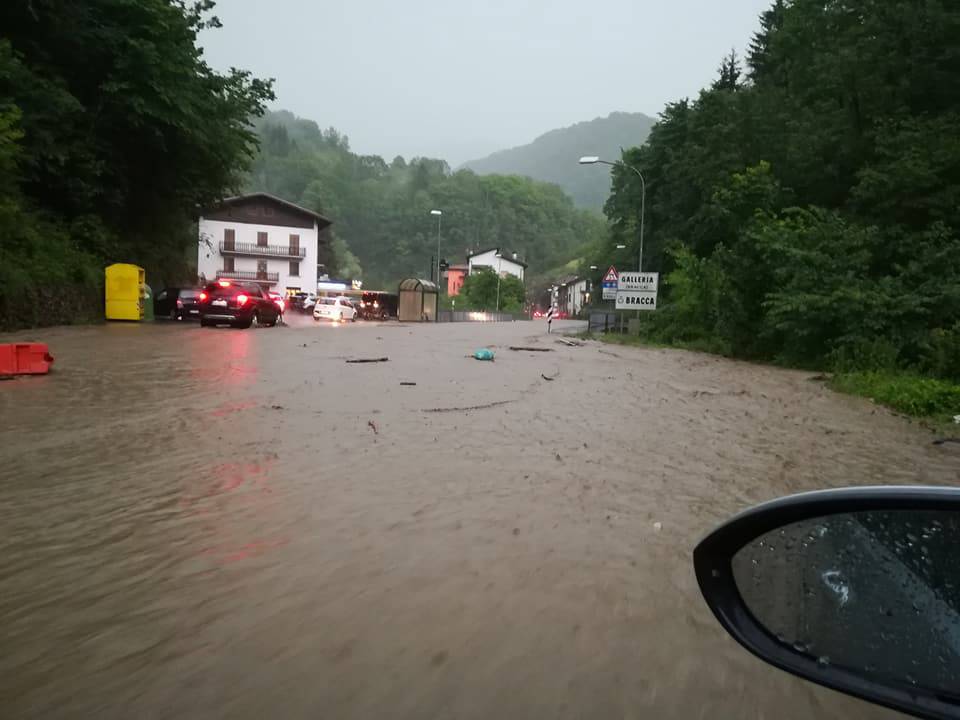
[197,193,331,293]
[556,276,590,317]
[466,247,526,282]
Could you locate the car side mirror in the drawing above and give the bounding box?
[694,487,960,720]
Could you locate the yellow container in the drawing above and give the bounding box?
[105,263,145,321]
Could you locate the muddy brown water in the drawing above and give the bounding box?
[1,317,956,719]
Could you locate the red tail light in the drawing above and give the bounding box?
[199,291,208,302]
[236,294,249,306]
[176,299,184,308]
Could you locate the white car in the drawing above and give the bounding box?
[298,293,317,312]
[313,296,357,322]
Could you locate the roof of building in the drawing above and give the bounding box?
[212,192,333,227]
[557,275,585,288]
[466,247,528,269]
[398,278,438,292]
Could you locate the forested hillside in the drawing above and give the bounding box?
[0,1,272,328]
[594,0,960,392]
[247,110,607,289]
[463,112,655,210]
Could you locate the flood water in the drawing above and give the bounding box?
[1,317,955,718]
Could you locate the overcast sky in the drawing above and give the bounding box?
[201,0,772,165]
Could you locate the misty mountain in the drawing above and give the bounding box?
[245,109,608,288]
[462,112,656,210]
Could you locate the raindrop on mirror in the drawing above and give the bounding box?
[731,509,960,695]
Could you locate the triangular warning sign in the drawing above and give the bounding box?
[603,266,618,283]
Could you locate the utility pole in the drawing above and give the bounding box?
[495,252,503,312]
[430,210,442,288]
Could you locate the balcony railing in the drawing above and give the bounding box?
[216,270,279,284]
[220,241,305,259]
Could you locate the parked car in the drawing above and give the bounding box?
[268,292,285,313]
[289,292,317,313]
[155,287,202,320]
[357,291,396,320]
[197,280,281,328]
[313,296,357,322]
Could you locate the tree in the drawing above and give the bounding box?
[459,268,525,312]
[747,0,786,82]
[599,0,960,379]
[329,233,363,280]
[0,1,274,327]
[712,49,742,91]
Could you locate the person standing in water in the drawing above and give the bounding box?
[546,305,555,333]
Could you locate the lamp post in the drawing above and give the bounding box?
[430,210,442,286]
[580,157,646,272]
[495,252,503,312]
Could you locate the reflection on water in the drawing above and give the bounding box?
[0,325,289,718]
[188,327,256,386]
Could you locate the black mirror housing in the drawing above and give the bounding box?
[694,486,960,720]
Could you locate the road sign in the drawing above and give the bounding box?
[602,265,618,300]
[618,272,659,292]
[616,290,658,310]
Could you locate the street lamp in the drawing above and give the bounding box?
[495,252,503,312]
[580,156,647,272]
[430,210,442,286]
[615,244,627,250]
[589,265,598,270]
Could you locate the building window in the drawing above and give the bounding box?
[224,228,235,250]
[257,231,268,247]
[223,257,235,272]
[289,234,300,254]
[264,206,274,217]
[289,261,300,277]
[257,260,267,279]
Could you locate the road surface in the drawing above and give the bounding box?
[1,317,955,719]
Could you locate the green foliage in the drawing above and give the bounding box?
[329,233,362,280]
[0,2,273,327]
[463,112,656,210]
[660,246,731,350]
[457,268,525,312]
[248,110,607,289]
[829,373,960,419]
[921,325,960,382]
[829,338,901,375]
[596,0,960,393]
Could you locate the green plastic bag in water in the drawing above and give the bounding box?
[473,348,495,361]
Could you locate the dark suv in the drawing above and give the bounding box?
[198,281,281,328]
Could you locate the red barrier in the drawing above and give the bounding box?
[0,343,54,375]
